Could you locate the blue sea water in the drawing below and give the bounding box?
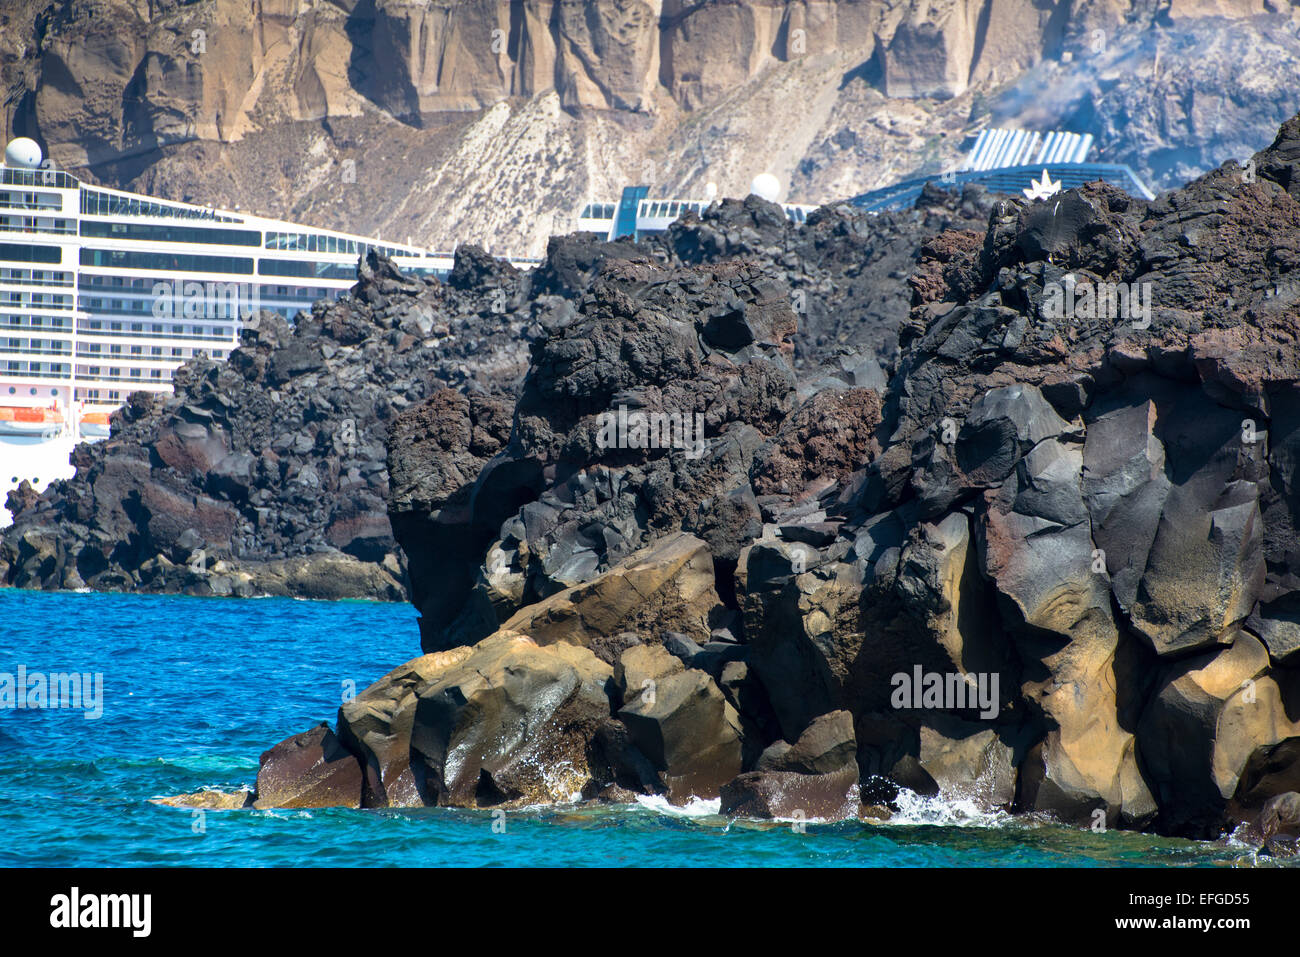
[0,588,1283,867]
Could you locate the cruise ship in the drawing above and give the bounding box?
[0,136,532,524]
[578,178,819,241]
[848,128,1155,211]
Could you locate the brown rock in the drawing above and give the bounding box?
[501,532,722,663]
[720,763,861,821]
[153,789,252,810]
[1138,633,1300,835]
[253,723,363,810]
[757,709,857,775]
[409,631,614,807]
[618,668,744,803]
[613,643,685,708]
[336,646,475,807]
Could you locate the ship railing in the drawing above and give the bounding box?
[0,168,77,190]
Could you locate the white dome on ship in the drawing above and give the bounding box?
[4,138,43,169]
[749,172,781,203]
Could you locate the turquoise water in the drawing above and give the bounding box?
[0,589,1279,867]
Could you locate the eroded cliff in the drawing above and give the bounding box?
[3,0,1298,254]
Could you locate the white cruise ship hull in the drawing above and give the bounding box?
[0,432,77,527]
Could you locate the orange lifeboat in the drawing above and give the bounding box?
[0,405,65,437]
[79,410,111,439]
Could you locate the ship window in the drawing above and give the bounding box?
[79,248,255,275]
[0,242,59,264]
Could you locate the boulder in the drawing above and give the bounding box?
[1259,791,1300,841]
[910,720,1018,809]
[409,631,615,807]
[1081,399,1171,610]
[739,539,869,740]
[617,667,744,802]
[1127,396,1265,656]
[254,724,363,810]
[336,646,475,807]
[956,384,1075,486]
[154,789,253,810]
[614,643,684,708]
[756,709,857,775]
[856,712,1018,809]
[720,763,861,821]
[1233,736,1300,809]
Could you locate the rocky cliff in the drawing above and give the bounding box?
[3,0,1298,255]
[216,109,1300,845]
[0,186,990,594]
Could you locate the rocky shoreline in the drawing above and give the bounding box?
[26,113,1300,846]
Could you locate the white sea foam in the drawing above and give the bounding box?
[882,787,1015,828]
[634,794,721,817]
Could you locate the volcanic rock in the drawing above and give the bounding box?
[254,724,363,810]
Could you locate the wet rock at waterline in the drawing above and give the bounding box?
[253,724,364,810]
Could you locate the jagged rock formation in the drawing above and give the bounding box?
[3,0,1298,254]
[231,110,1300,843]
[0,250,536,597]
[2,189,986,595]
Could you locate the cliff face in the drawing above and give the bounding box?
[3,0,1298,255]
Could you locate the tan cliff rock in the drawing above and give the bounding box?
[4,0,1299,254]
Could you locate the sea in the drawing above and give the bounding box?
[0,588,1284,868]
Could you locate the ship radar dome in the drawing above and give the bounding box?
[749,172,781,203]
[4,138,43,170]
